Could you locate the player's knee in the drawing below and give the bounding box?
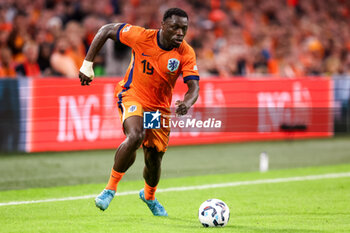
[145,151,163,168]
[127,131,145,149]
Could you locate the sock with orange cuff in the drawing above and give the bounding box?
[105,169,125,191]
[144,182,157,200]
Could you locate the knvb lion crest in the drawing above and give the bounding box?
[167,58,180,72]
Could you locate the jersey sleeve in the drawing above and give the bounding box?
[181,46,200,83]
[117,24,146,48]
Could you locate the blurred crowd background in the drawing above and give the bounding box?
[0,0,350,79]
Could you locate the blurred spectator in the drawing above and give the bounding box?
[15,41,41,78]
[0,47,16,78]
[0,30,10,50]
[7,11,29,63]
[0,6,12,49]
[65,21,85,69]
[37,42,54,75]
[0,0,350,78]
[50,36,78,78]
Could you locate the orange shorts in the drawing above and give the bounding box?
[117,98,170,152]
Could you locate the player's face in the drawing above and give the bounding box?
[162,15,188,48]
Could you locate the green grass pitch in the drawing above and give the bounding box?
[0,164,350,232]
[1,136,350,232]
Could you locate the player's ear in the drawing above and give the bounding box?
[161,21,165,30]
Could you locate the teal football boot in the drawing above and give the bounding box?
[95,189,115,211]
[139,189,168,216]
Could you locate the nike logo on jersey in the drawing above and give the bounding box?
[142,53,151,57]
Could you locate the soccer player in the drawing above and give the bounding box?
[79,8,199,216]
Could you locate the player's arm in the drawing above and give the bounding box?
[79,23,124,86]
[175,80,199,115]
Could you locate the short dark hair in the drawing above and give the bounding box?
[163,8,188,21]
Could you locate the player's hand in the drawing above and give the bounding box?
[175,100,190,116]
[79,60,94,86]
[79,71,93,86]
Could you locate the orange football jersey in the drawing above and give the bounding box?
[115,23,200,111]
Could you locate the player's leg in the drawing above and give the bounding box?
[139,126,169,216]
[142,146,164,196]
[103,115,144,190]
[95,113,144,211]
[139,146,168,216]
[113,115,144,172]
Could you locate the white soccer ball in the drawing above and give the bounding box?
[198,199,230,227]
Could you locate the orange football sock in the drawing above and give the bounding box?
[105,169,125,191]
[144,182,157,200]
